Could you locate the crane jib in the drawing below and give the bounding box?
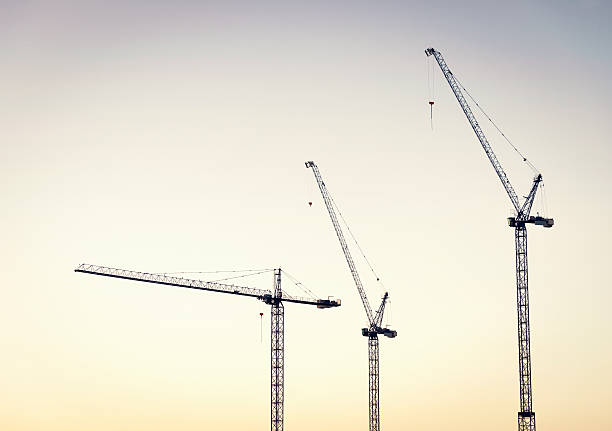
[426,47,523,213]
[307,160,396,431]
[426,47,554,227]
[74,264,341,308]
[306,161,376,326]
[306,161,396,333]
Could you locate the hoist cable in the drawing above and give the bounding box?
[427,57,432,100]
[540,182,550,217]
[431,56,436,100]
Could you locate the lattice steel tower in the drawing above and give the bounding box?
[271,269,284,431]
[425,47,554,431]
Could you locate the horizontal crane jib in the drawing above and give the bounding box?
[75,264,341,308]
[75,263,271,298]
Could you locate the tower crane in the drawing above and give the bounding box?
[425,47,553,431]
[75,263,340,431]
[305,161,396,431]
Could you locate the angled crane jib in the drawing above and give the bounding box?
[306,160,376,327]
[307,160,395,431]
[305,161,396,335]
[426,48,521,213]
[426,48,554,229]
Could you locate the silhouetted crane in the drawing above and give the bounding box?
[306,161,396,431]
[75,264,340,431]
[425,47,553,431]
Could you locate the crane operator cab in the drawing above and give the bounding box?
[317,298,341,309]
[508,216,554,228]
[362,327,398,338]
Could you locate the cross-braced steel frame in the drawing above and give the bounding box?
[271,270,285,431]
[368,334,380,431]
[515,226,535,431]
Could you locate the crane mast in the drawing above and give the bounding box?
[75,263,340,431]
[271,269,284,431]
[306,161,396,431]
[425,47,553,431]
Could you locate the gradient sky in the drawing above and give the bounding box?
[2,1,611,430]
